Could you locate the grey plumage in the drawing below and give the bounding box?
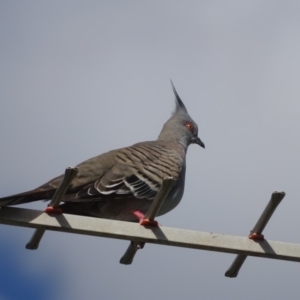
[0,83,205,222]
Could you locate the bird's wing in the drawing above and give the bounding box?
[62,142,183,202]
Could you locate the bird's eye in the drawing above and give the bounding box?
[185,121,194,132]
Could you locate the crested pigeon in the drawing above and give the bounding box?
[0,83,205,222]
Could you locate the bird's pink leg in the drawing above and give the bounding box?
[131,210,159,226]
[131,210,145,221]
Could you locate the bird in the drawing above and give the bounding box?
[0,82,205,223]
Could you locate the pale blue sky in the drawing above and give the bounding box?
[1,1,300,299]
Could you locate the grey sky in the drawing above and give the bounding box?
[1,1,300,299]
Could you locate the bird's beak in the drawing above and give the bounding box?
[193,136,205,148]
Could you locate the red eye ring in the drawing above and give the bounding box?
[185,121,194,132]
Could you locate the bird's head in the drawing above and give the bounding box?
[158,81,205,149]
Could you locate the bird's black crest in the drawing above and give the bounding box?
[170,80,188,114]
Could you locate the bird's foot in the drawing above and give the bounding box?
[45,206,63,214]
[140,219,159,226]
[131,210,159,226]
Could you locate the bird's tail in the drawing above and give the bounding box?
[0,189,55,207]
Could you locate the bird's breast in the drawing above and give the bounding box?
[157,163,186,216]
